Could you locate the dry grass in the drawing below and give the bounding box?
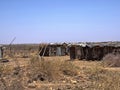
[3,44,39,58]
[83,66,120,90]
[0,54,120,90]
[28,56,79,82]
[102,53,120,67]
[72,59,120,90]
[0,58,26,90]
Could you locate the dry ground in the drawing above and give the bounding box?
[0,56,120,90]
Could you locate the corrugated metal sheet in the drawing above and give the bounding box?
[56,47,61,56]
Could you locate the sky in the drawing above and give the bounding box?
[0,0,120,44]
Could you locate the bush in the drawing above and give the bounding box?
[102,53,120,67]
[60,61,79,76]
[28,56,61,81]
[28,56,79,82]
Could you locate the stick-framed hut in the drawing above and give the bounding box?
[39,43,68,56]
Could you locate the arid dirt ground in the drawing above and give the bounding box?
[0,55,120,90]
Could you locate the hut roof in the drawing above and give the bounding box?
[69,42,120,48]
[49,42,68,46]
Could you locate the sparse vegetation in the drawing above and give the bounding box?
[28,56,79,82]
[102,53,120,67]
[84,66,120,90]
[0,46,120,90]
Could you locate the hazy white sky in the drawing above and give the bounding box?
[0,0,120,44]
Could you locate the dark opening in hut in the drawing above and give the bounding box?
[0,45,3,59]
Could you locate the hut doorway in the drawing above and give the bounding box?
[0,47,3,59]
[56,47,62,56]
[70,47,76,59]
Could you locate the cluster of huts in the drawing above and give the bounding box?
[0,42,120,61]
[39,42,120,60]
[69,42,120,60]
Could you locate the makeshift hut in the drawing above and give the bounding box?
[69,42,120,60]
[69,43,89,60]
[0,45,3,59]
[39,43,68,56]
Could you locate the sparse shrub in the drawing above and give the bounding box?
[102,53,120,67]
[28,56,79,82]
[60,61,79,76]
[28,56,61,82]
